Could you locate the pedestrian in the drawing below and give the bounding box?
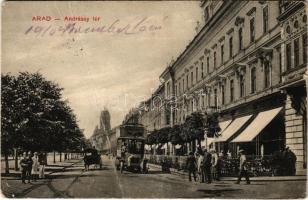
[236,149,250,184]
[31,152,39,181]
[203,149,212,183]
[26,151,33,183]
[285,147,297,175]
[211,149,218,181]
[227,150,232,159]
[216,153,223,181]
[197,151,205,183]
[19,152,28,184]
[186,152,197,182]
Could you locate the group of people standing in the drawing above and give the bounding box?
[186,148,222,183]
[19,151,47,184]
[186,148,251,184]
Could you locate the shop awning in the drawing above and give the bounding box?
[231,107,283,143]
[217,120,232,135]
[215,115,252,142]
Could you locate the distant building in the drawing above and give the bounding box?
[90,108,112,152]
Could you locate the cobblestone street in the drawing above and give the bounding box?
[1,156,306,198]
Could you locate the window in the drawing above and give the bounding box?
[178,82,181,95]
[221,85,225,105]
[294,38,300,67]
[204,7,209,22]
[196,67,198,82]
[286,43,292,70]
[167,82,170,97]
[186,75,188,89]
[278,48,282,82]
[303,34,307,63]
[221,45,224,64]
[214,89,218,107]
[207,57,210,73]
[239,74,245,97]
[251,67,256,93]
[230,80,234,102]
[263,6,269,33]
[239,28,243,50]
[182,79,185,92]
[175,85,177,96]
[201,62,204,78]
[207,91,211,106]
[214,52,217,68]
[264,61,270,88]
[191,71,193,86]
[229,37,233,58]
[250,17,255,42]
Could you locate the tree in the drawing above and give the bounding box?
[1,72,86,173]
[156,127,171,144]
[168,125,183,145]
[182,112,205,147]
[204,112,221,138]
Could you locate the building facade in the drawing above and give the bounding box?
[127,0,307,173]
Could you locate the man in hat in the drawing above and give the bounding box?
[203,149,212,183]
[19,152,28,184]
[236,149,250,184]
[186,152,197,182]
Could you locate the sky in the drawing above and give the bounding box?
[2,1,203,138]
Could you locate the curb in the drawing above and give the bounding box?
[148,163,307,182]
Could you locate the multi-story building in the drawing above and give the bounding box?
[128,0,307,173]
[278,0,307,171]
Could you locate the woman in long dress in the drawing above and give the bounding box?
[31,152,39,181]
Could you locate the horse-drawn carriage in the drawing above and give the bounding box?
[83,148,102,170]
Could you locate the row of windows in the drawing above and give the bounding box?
[175,6,270,97]
[286,34,307,70]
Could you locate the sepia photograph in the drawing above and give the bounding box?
[1,0,307,198]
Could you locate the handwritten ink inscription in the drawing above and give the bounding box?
[26,16,165,36]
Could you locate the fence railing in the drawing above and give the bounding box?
[145,154,282,177]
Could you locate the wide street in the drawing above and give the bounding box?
[1,156,306,198]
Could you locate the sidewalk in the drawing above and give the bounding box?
[148,163,307,182]
[1,158,82,180]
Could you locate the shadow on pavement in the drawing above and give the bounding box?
[1,172,20,178]
[196,188,242,198]
[147,171,170,175]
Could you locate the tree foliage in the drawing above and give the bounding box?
[204,112,221,137]
[182,112,205,142]
[1,72,86,154]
